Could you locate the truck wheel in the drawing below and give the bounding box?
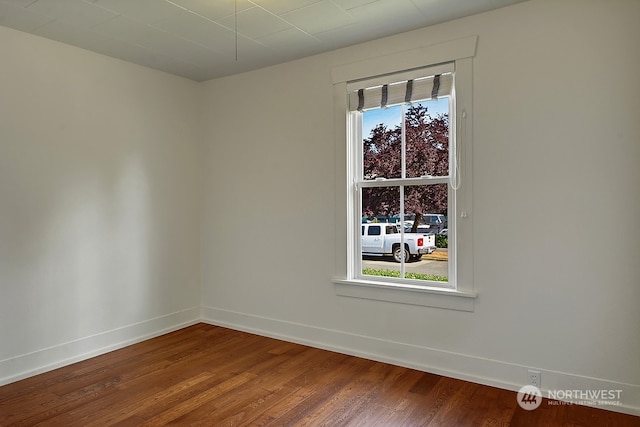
[393,245,410,263]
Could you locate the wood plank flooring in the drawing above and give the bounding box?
[0,323,638,426]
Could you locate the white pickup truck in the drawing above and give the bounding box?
[361,223,437,262]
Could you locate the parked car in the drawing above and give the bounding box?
[403,223,436,234]
[394,214,446,232]
[421,214,446,231]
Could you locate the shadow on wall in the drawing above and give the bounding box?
[0,141,154,358]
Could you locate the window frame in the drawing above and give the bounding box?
[352,81,455,288]
[332,36,477,311]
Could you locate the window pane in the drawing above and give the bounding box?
[362,105,402,180]
[361,186,400,223]
[361,186,403,279]
[405,100,450,178]
[403,184,448,282]
[404,183,448,231]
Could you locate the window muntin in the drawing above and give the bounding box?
[350,66,455,288]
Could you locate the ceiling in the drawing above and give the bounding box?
[0,0,527,82]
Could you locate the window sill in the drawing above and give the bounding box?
[332,278,476,312]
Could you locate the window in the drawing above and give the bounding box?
[351,65,455,287]
[367,225,381,236]
[332,37,477,310]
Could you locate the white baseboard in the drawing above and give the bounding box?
[202,306,640,417]
[0,306,201,387]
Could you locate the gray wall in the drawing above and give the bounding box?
[0,25,202,381]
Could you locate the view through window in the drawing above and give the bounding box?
[356,92,453,285]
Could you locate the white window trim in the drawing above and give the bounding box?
[332,36,477,311]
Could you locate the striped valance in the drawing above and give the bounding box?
[347,63,454,112]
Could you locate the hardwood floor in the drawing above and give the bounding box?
[0,323,637,426]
